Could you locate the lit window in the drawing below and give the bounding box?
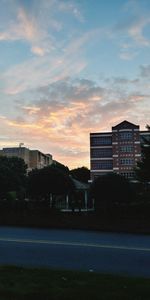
[120,146,133,152]
[91,160,113,170]
[91,136,112,146]
[119,132,133,140]
[120,172,135,178]
[120,158,134,165]
[91,148,112,158]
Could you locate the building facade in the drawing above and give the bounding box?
[0,147,53,171]
[90,120,150,181]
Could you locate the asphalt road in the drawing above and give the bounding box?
[0,226,150,277]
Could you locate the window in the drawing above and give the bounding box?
[94,173,108,178]
[91,148,112,158]
[91,160,113,170]
[91,136,112,146]
[120,146,133,152]
[120,158,134,165]
[119,132,133,140]
[4,148,19,154]
[120,172,135,179]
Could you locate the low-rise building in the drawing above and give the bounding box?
[0,146,52,171]
[29,150,52,171]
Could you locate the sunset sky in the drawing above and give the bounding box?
[0,0,150,169]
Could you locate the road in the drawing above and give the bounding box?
[0,226,150,277]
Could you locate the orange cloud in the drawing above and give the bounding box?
[1,74,149,169]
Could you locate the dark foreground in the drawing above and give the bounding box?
[0,266,150,300]
[1,208,150,234]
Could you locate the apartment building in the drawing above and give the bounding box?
[0,146,53,171]
[90,120,150,181]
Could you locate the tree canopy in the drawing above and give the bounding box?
[70,167,90,183]
[135,125,150,183]
[90,173,134,213]
[51,161,69,175]
[28,165,75,200]
[0,156,27,198]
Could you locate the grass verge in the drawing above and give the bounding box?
[0,266,150,300]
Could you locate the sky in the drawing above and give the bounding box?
[0,0,150,169]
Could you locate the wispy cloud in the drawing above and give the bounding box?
[115,16,150,46]
[58,1,84,22]
[119,50,138,60]
[111,1,150,60]
[0,0,84,56]
[1,26,102,95]
[127,17,150,46]
[0,7,41,43]
[2,54,86,94]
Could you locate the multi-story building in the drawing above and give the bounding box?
[0,146,53,171]
[90,120,150,181]
[29,150,52,171]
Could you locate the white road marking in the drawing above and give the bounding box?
[0,237,149,252]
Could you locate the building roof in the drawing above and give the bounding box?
[71,178,90,190]
[90,132,112,136]
[112,120,139,130]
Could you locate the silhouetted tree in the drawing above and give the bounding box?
[51,161,69,174]
[135,125,150,183]
[90,173,134,215]
[28,165,75,206]
[0,156,27,199]
[70,167,90,183]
